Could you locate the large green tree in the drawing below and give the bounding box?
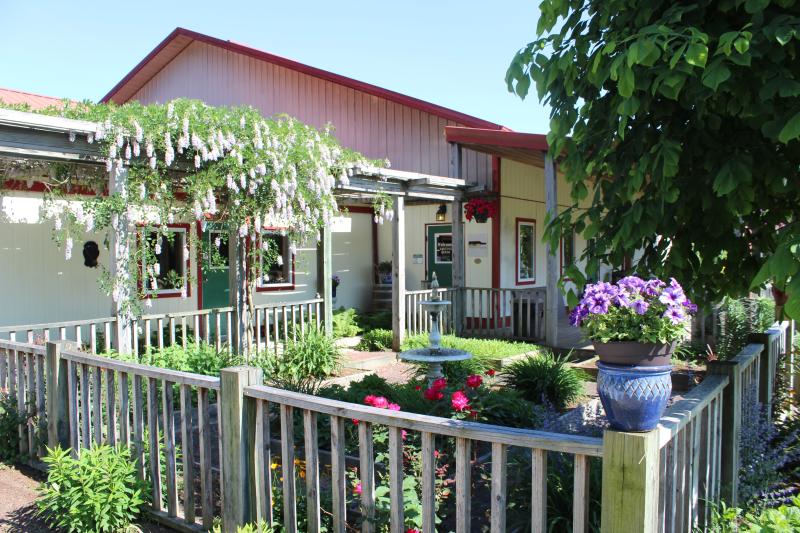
[507,0,800,317]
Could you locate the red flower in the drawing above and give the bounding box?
[431,378,447,391]
[414,385,421,391]
[352,418,359,425]
[407,529,421,533]
[424,388,444,401]
[463,198,498,221]
[465,374,483,388]
[363,395,377,405]
[363,395,390,409]
[486,368,496,377]
[451,390,470,412]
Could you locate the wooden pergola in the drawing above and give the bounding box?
[0,108,468,352]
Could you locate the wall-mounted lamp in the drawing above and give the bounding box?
[435,204,447,222]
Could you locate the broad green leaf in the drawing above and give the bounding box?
[744,0,769,14]
[702,61,732,91]
[685,43,709,67]
[778,111,800,143]
[713,163,737,196]
[733,36,750,54]
[618,66,635,97]
[515,74,532,99]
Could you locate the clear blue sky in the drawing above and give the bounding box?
[0,0,550,133]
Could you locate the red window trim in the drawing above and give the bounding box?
[254,228,296,293]
[136,223,192,299]
[515,217,537,286]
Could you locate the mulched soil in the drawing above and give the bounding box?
[0,463,173,533]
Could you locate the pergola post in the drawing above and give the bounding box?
[449,142,465,335]
[108,163,133,354]
[544,152,560,347]
[317,225,333,337]
[228,232,249,357]
[392,196,406,351]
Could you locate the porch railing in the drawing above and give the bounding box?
[0,297,325,356]
[405,287,546,341]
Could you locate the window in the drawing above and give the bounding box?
[204,229,229,270]
[256,231,294,290]
[516,218,536,284]
[561,228,576,277]
[141,226,188,297]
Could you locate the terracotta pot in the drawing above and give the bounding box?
[593,341,676,366]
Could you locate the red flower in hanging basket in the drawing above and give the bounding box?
[464,198,497,222]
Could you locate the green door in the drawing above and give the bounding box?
[201,226,230,309]
[427,224,453,287]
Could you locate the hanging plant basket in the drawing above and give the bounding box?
[464,198,497,223]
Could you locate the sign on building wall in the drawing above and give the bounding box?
[468,234,488,258]
[434,233,452,264]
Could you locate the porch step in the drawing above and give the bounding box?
[372,283,392,311]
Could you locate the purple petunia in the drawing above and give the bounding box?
[618,276,646,295]
[659,287,687,306]
[632,299,649,315]
[683,299,698,313]
[663,306,686,324]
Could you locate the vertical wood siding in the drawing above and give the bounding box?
[130,42,492,186]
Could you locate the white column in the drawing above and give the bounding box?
[392,196,406,351]
[544,152,560,347]
[317,225,333,337]
[449,143,465,335]
[108,163,133,354]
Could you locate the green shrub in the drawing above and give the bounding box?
[708,497,800,532]
[332,307,361,338]
[0,393,24,463]
[356,309,392,331]
[256,326,341,390]
[502,352,586,408]
[357,328,393,351]
[716,296,776,359]
[37,445,146,533]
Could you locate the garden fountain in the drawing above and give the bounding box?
[399,273,472,386]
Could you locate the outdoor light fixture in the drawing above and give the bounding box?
[435,204,447,222]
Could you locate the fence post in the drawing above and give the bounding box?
[46,341,73,450]
[600,429,660,532]
[706,359,742,506]
[220,365,263,531]
[750,329,780,419]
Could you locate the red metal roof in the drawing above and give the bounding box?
[101,27,505,130]
[444,126,549,166]
[0,87,68,110]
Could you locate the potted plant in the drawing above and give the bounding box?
[570,276,697,431]
[464,198,498,223]
[377,261,392,284]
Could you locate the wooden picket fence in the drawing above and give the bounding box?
[0,321,792,532]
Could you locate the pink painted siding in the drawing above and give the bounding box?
[129,42,492,186]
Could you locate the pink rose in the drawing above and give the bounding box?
[451,390,470,412]
[465,374,483,388]
[424,388,444,401]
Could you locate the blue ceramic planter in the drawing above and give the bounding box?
[597,362,672,432]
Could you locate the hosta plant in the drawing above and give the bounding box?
[570,276,697,343]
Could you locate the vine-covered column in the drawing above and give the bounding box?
[228,230,249,358]
[109,162,133,354]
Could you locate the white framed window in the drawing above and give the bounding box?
[141,225,188,297]
[256,230,294,291]
[516,218,536,285]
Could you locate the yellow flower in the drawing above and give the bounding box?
[270,462,279,470]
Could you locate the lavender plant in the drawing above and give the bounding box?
[569,276,697,343]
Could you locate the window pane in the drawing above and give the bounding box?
[259,233,291,286]
[518,222,535,281]
[147,230,185,290]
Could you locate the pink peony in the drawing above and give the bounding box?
[371,396,389,409]
[431,377,447,391]
[387,403,401,411]
[451,390,470,412]
[363,395,377,406]
[424,388,444,401]
[465,374,483,388]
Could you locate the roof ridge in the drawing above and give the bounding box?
[103,27,506,130]
[0,86,67,101]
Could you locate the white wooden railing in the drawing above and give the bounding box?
[0,317,117,354]
[405,288,456,335]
